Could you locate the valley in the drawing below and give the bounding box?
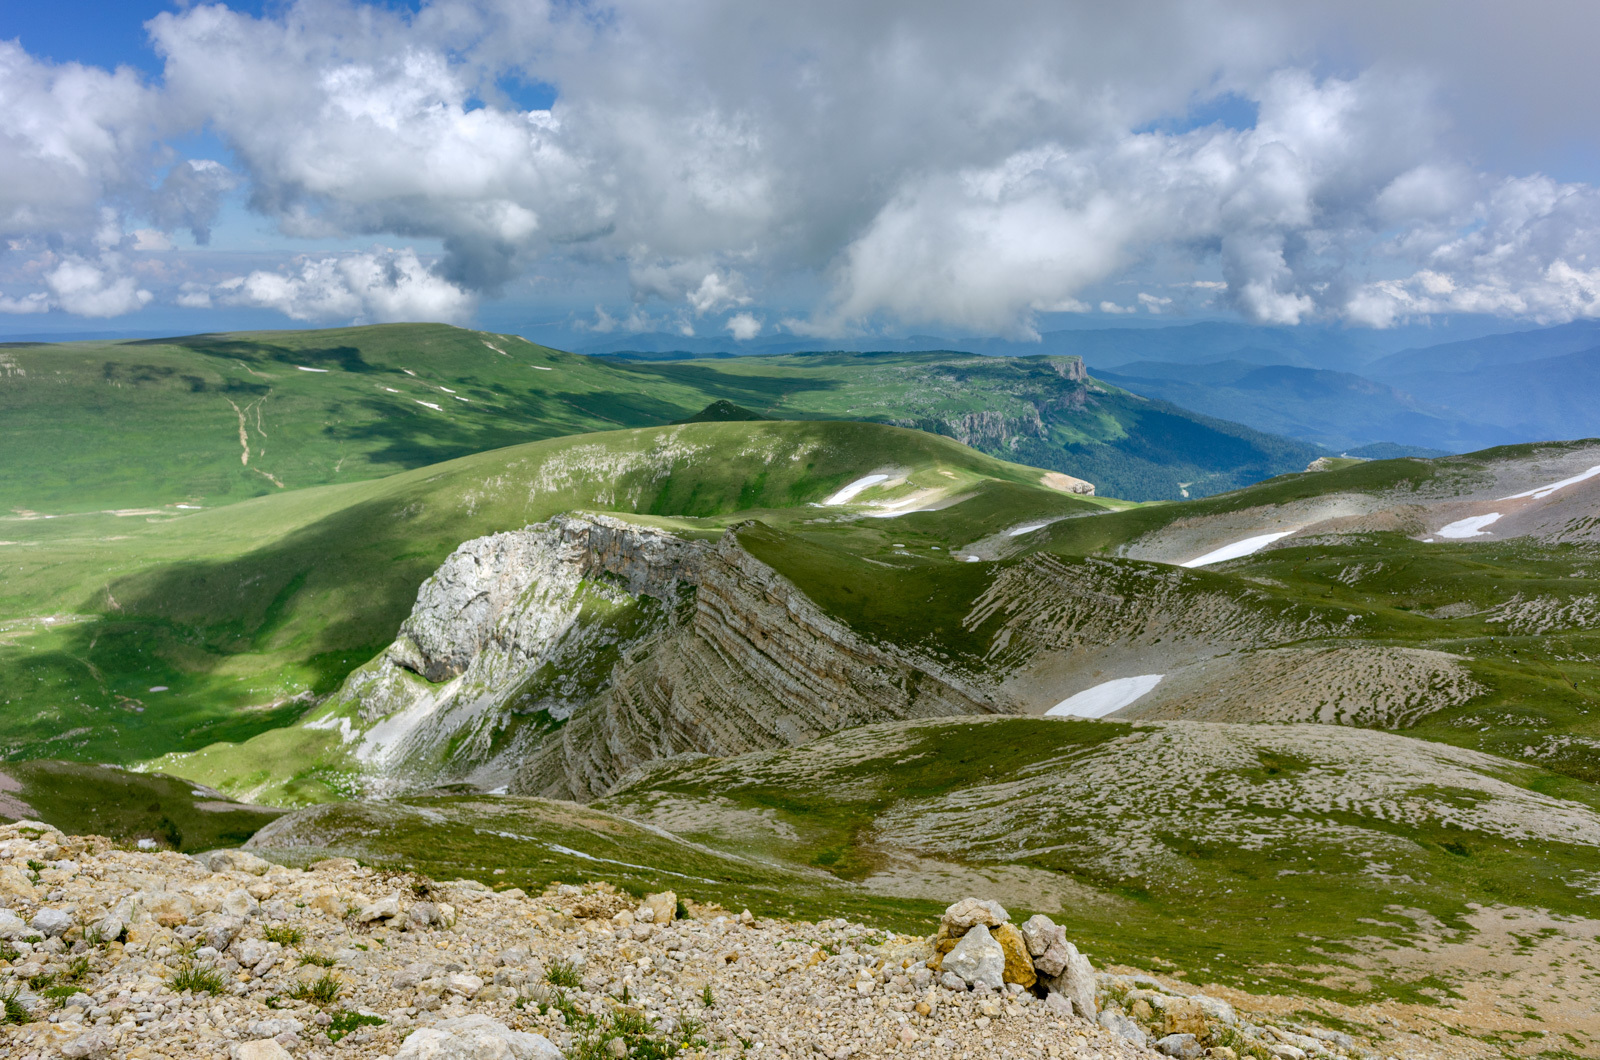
[3,325,1600,1058]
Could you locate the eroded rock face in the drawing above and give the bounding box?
[518,526,1010,800]
[332,515,1014,800]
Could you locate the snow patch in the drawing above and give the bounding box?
[529,365,553,371]
[296,366,329,373]
[1046,674,1164,719]
[1501,464,1600,500]
[1007,522,1052,537]
[148,686,168,692]
[415,400,442,411]
[1436,513,1502,539]
[1180,531,1295,568]
[824,474,892,505]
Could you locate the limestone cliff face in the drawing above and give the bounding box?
[329,515,1014,800]
[519,527,1010,801]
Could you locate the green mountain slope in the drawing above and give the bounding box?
[0,324,720,513]
[609,350,1323,500]
[0,419,1098,765]
[0,324,1321,509]
[0,759,283,851]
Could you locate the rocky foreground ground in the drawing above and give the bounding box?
[0,822,1457,1060]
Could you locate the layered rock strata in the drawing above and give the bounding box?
[331,515,1013,800]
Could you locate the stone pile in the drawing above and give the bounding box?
[0,822,1383,1060]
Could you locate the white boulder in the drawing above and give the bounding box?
[942,923,1005,990]
[395,1014,563,1060]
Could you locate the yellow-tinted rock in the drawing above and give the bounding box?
[993,923,1036,987]
[1159,997,1208,1038]
[308,888,345,916]
[0,865,37,901]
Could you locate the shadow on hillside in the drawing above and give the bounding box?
[325,385,697,470]
[128,335,383,375]
[615,361,842,408]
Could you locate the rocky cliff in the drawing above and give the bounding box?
[323,515,1014,800]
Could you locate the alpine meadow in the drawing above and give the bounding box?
[6,4,1600,1060]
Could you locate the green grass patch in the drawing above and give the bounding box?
[0,760,283,851]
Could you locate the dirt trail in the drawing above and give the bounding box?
[225,399,250,466]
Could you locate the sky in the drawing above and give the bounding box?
[5,0,1600,346]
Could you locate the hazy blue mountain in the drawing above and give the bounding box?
[1367,320,1600,379]
[1094,360,1506,452]
[581,319,1600,451]
[579,322,1387,368]
[1378,345,1600,442]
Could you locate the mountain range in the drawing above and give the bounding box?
[5,321,1600,1055]
[584,318,1600,455]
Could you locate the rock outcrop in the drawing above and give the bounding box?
[326,515,1014,800]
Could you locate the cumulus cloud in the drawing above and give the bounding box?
[0,40,162,242]
[212,247,474,322]
[8,1,1600,329]
[725,312,761,340]
[0,292,48,314]
[45,256,153,318]
[150,159,240,245]
[1344,175,1600,326]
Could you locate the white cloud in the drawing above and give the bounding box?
[0,292,49,315]
[7,1,1600,330]
[213,247,474,323]
[725,312,761,340]
[46,256,153,318]
[0,41,162,243]
[132,229,174,251]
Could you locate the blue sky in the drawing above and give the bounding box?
[5,1,1600,347]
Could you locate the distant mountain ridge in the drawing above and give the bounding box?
[1096,360,1510,453]
[581,318,1600,454]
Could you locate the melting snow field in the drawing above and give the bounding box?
[1007,522,1052,537]
[824,473,892,504]
[1436,513,1502,538]
[1180,531,1295,568]
[416,400,443,411]
[1501,464,1600,500]
[296,366,329,373]
[1046,674,1164,718]
[529,364,553,371]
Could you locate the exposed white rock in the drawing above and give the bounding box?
[322,515,1013,800]
[942,896,1009,931]
[943,923,1005,990]
[29,907,73,937]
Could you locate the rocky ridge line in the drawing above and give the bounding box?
[328,515,1013,801]
[0,821,1404,1060]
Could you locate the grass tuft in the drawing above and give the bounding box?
[171,962,227,995]
[0,986,29,1024]
[291,972,343,1006]
[545,959,582,989]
